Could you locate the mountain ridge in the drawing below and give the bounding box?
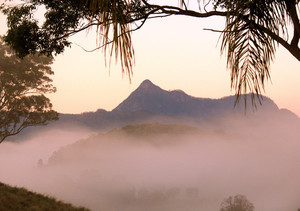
[11,79,299,140]
[53,79,299,132]
[112,79,279,117]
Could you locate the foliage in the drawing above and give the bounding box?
[0,182,90,211]
[220,194,255,211]
[1,0,299,98]
[121,122,199,136]
[0,39,58,143]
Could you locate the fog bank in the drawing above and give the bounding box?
[0,115,300,211]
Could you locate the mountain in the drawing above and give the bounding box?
[113,79,204,115]
[11,79,299,139]
[56,79,299,130]
[113,79,279,117]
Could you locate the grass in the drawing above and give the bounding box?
[0,182,90,211]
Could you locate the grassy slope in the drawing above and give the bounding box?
[0,182,90,211]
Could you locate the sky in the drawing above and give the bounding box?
[0,1,299,117]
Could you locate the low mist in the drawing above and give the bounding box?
[0,114,300,211]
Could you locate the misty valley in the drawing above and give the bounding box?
[1,80,300,211]
[1,0,300,209]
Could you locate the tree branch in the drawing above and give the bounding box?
[150,4,229,18]
[286,1,300,47]
[251,20,300,61]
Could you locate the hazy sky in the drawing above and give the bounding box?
[0,1,299,116]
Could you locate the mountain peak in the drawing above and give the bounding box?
[139,79,155,89]
[132,79,163,95]
[112,80,281,117]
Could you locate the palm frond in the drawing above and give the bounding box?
[86,0,134,80]
[220,0,289,105]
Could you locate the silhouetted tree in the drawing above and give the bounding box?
[220,194,255,211]
[1,0,299,100]
[0,39,58,143]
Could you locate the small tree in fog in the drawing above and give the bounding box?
[0,39,58,143]
[220,194,254,211]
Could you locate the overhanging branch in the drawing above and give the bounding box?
[146,4,228,18]
[251,20,300,61]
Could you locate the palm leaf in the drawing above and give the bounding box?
[86,0,134,80]
[219,0,289,105]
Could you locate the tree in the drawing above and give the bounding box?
[220,194,255,211]
[1,0,299,101]
[0,39,58,143]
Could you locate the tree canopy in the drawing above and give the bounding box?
[0,39,58,143]
[1,0,299,100]
[220,194,255,211]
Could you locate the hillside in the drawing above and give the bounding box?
[0,182,89,211]
[47,123,205,165]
